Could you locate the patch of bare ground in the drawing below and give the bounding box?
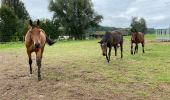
[1,49,170,100]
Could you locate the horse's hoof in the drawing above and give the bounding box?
[38,77,42,81]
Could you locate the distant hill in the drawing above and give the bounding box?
[88,26,155,36]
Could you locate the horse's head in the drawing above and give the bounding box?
[29,19,41,49]
[131,29,138,41]
[98,41,107,56]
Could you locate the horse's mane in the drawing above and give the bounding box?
[40,29,45,33]
[101,31,111,42]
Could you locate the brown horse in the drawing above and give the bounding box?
[131,29,145,55]
[25,20,55,81]
[98,31,123,63]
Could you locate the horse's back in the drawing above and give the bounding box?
[138,32,144,43]
[131,32,144,43]
[110,31,123,44]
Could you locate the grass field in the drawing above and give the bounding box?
[0,34,170,100]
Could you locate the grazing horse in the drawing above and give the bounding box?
[98,31,123,63]
[25,20,55,81]
[131,29,145,55]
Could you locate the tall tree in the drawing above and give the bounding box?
[41,19,60,39]
[130,17,147,33]
[1,0,30,19]
[139,18,147,33]
[0,0,30,41]
[49,0,103,40]
[0,5,18,42]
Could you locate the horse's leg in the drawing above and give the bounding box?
[27,51,32,74]
[105,48,109,63]
[120,43,123,58]
[36,50,42,81]
[41,46,45,59]
[134,43,138,55]
[114,45,117,56]
[136,44,138,53]
[131,43,133,55]
[108,46,112,62]
[142,43,145,53]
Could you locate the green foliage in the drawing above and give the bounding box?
[130,17,147,33]
[41,19,60,39]
[95,26,117,31]
[1,0,30,20]
[0,5,18,42]
[0,0,30,42]
[49,0,103,40]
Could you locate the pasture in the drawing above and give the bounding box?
[0,34,170,100]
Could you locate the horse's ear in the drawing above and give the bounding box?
[37,19,40,26]
[29,20,33,26]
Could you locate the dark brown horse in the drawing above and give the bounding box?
[98,31,123,63]
[131,29,145,55]
[25,20,55,81]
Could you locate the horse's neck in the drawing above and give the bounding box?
[40,29,45,33]
[27,29,32,39]
[40,29,47,37]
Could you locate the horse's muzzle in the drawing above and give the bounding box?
[35,43,40,48]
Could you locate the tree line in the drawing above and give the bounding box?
[0,0,30,42]
[0,0,148,42]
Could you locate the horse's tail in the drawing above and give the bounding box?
[46,36,55,46]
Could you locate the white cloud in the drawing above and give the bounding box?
[92,0,170,28]
[125,7,138,15]
[22,0,53,20]
[152,15,167,22]
[21,0,170,28]
[0,0,2,7]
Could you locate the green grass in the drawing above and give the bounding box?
[0,42,23,49]
[1,34,170,98]
[145,34,156,40]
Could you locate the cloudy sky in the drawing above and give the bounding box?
[22,0,170,28]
